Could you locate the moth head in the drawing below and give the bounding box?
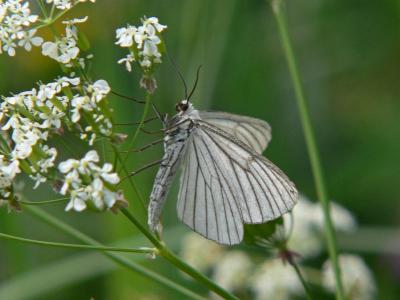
[175,99,189,113]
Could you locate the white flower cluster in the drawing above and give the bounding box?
[0,0,43,56]
[284,196,357,259]
[58,150,126,212]
[45,0,95,11]
[41,17,88,65]
[72,79,113,144]
[0,76,113,191]
[250,259,303,300]
[180,232,303,299]
[180,233,224,272]
[323,255,376,300]
[115,17,167,72]
[180,195,372,300]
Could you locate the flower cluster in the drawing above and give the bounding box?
[0,0,43,56]
[0,76,114,193]
[323,255,376,300]
[58,150,127,212]
[180,195,371,299]
[115,17,167,76]
[250,259,303,300]
[70,79,114,144]
[41,17,89,67]
[283,196,357,258]
[46,0,96,11]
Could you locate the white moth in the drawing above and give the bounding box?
[148,100,298,245]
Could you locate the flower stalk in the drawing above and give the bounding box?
[120,208,240,300]
[269,0,345,299]
[0,232,157,254]
[25,205,206,300]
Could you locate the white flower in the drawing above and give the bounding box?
[47,0,73,10]
[90,79,110,102]
[3,38,16,56]
[115,16,166,71]
[99,163,119,184]
[17,29,43,51]
[58,150,123,212]
[118,53,135,72]
[249,259,303,300]
[62,16,88,25]
[65,188,88,211]
[59,158,80,174]
[47,0,94,11]
[41,25,80,64]
[0,158,20,180]
[323,255,376,300]
[212,251,252,293]
[181,232,224,272]
[283,198,323,258]
[144,17,167,32]
[78,149,99,173]
[60,170,80,195]
[41,41,59,60]
[315,202,357,232]
[70,95,90,122]
[115,25,137,47]
[0,0,41,56]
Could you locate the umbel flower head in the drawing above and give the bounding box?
[323,254,376,300]
[0,0,43,56]
[0,75,116,198]
[58,150,127,212]
[115,16,167,93]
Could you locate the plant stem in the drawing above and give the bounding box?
[289,259,313,300]
[269,1,345,299]
[36,0,48,19]
[19,197,69,206]
[120,208,239,300]
[0,232,156,254]
[25,206,206,300]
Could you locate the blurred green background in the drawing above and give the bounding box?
[0,0,399,299]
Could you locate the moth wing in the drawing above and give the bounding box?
[177,121,297,245]
[199,111,272,154]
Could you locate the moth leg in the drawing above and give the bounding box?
[114,116,160,126]
[122,158,165,181]
[120,138,164,153]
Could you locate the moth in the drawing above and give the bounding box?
[148,100,298,245]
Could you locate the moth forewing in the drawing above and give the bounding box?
[148,101,298,245]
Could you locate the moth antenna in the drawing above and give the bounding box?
[187,65,202,101]
[166,51,188,99]
[111,90,145,104]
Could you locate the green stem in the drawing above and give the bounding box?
[19,197,69,206]
[289,259,313,300]
[0,232,156,254]
[121,208,239,300]
[120,208,162,247]
[25,206,205,300]
[270,1,345,299]
[36,0,48,19]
